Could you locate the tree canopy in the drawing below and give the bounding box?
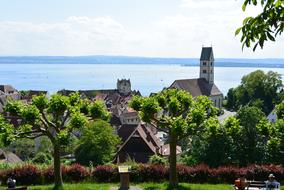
[184,105,280,167]
[225,70,283,114]
[130,88,218,187]
[75,120,120,166]
[236,0,284,51]
[0,93,109,189]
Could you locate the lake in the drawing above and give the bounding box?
[1,63,284,96]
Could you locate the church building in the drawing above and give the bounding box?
[170,47,223,108]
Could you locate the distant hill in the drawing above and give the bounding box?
[0,56,284,68]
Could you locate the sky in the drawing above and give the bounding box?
[0,0,283,58]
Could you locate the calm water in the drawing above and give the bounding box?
[1,64,284,96]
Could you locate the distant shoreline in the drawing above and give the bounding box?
[0,56,284,68]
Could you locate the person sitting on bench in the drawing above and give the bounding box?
[7,177,16,189]
[266,174,280,190]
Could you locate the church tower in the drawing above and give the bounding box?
[199,47,214,84]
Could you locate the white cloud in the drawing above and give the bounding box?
[0,1,283,58]
[0,16,127,55]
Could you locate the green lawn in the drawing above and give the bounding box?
[140,183,233,190]
[0,183,111,190]
[1,183,283,190]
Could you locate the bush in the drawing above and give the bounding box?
[135,164,168,182]
[179,155,197,166]
[149,155,167,165]
[92,165,119,182]
[0,164,42,185]
[32,152,52,165]
[42,165,55,184]
[1,163,284,185]
[64,163,90,182]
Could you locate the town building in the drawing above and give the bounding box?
[169,47,223,108]
[267,109,278,123]
[0,85,21,112]
[114,123,181,163]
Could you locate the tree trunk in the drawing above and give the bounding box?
[53,143,63,189]
[169,135,178,188]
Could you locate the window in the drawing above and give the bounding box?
[203,62,206,66]
[211,70,213,74]
[203,70,207,73]
[210,62,213,66]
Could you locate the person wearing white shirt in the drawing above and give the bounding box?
[266,174,280,190]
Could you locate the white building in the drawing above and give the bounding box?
[267,109,278,123]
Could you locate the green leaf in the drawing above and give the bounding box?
[267,32,275,41]
[235,27,242,36]
[243,17,252,25]
[253,42,259,51]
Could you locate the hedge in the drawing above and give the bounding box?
[1,163,284,185]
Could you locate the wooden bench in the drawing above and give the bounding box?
[6,187,27,190]
[234,180,280,190]
[246,180,266,189]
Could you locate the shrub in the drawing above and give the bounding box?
[149,155,167,165]
[211,166,239,183]
[179,155,197,166]
[32,152,52,165]
[42,165,54,184]
[0,164,42,185]
[92,165,119,182]
[1,163,284,185]
[131,164,168,182]
[64,163,90,182]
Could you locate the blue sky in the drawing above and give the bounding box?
[0,0,283,58]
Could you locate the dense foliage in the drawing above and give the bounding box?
[130,89,218,187]
[237,0,284,51]
[225,70,283,114]
[149,155,168,165]
[74,120,120,166]
[0,93,109,189]
[185,103,284,167]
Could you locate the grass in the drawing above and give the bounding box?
[0,183,111,190]
[1,182,283,190]
[140,183,233,190]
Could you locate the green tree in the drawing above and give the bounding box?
[0,93,109,189]
[74,120,120,166]
[226,88,237,110]
[130,89,218,187]
[227,70,283,114]
[236,106,267,165]
[190,117,232,167]
[236,0,284,51]
[223,116,243,165]
[266,100,284,164]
